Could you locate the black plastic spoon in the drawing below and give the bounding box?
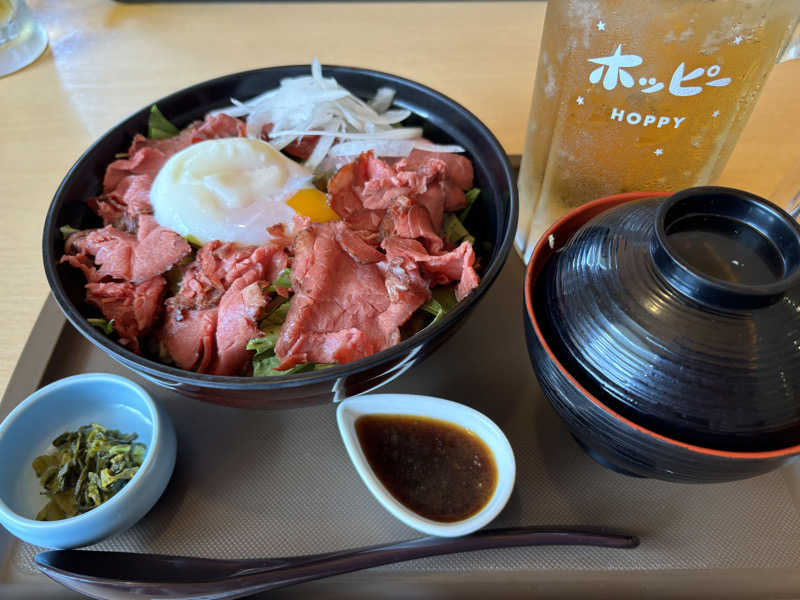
[35,526,638,599]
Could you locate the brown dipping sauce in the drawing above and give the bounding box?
[355,414,498,523]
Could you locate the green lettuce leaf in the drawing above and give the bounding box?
[248,335,332,377]
[247,327,280,356]
[87,318,115,335]
[248,301,333,376]
[442,187,480,246]
[459,188,480,221]
[148,105,180,140]
[252,354,320,377]
[443,213,475,246]
[265,268,292,293]
[164,267,183,296]
[421,285,458,326]
[164,254,195,295]
[261,298,291,328]
[60,225,80,240]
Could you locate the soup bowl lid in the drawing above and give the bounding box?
[534,186,800,452]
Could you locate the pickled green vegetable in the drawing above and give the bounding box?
[33,423,146,521]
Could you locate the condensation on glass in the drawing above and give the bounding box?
[516,0,800,263]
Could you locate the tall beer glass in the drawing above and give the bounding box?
[516,0,800,262]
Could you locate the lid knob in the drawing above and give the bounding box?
[650,187,800,309]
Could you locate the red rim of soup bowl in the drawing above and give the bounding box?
[523,191,800,461]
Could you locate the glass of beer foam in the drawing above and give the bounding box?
[516,0,800,263]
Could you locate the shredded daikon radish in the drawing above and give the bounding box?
[211,59,465,173]
[369,87,396,113]
[268,128,424,140]
[328,140,467,158]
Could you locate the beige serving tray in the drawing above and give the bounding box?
[2,255,800,599]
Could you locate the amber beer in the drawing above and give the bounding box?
[516,0,800,262]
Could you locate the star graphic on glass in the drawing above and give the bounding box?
[654,148,664,156]
[576,96,584,105]
[712,110,720,117]
[597,21,606,31]
[733,35,744,45]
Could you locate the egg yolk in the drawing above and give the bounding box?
[287,188,340,223]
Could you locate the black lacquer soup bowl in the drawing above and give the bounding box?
[524,188,800,483]
[42,65,517,409]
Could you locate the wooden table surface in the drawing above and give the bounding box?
[1,0,798,399]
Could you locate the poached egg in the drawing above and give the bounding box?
[150,137,338,246]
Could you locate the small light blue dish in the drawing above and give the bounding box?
[0,373,176,549]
